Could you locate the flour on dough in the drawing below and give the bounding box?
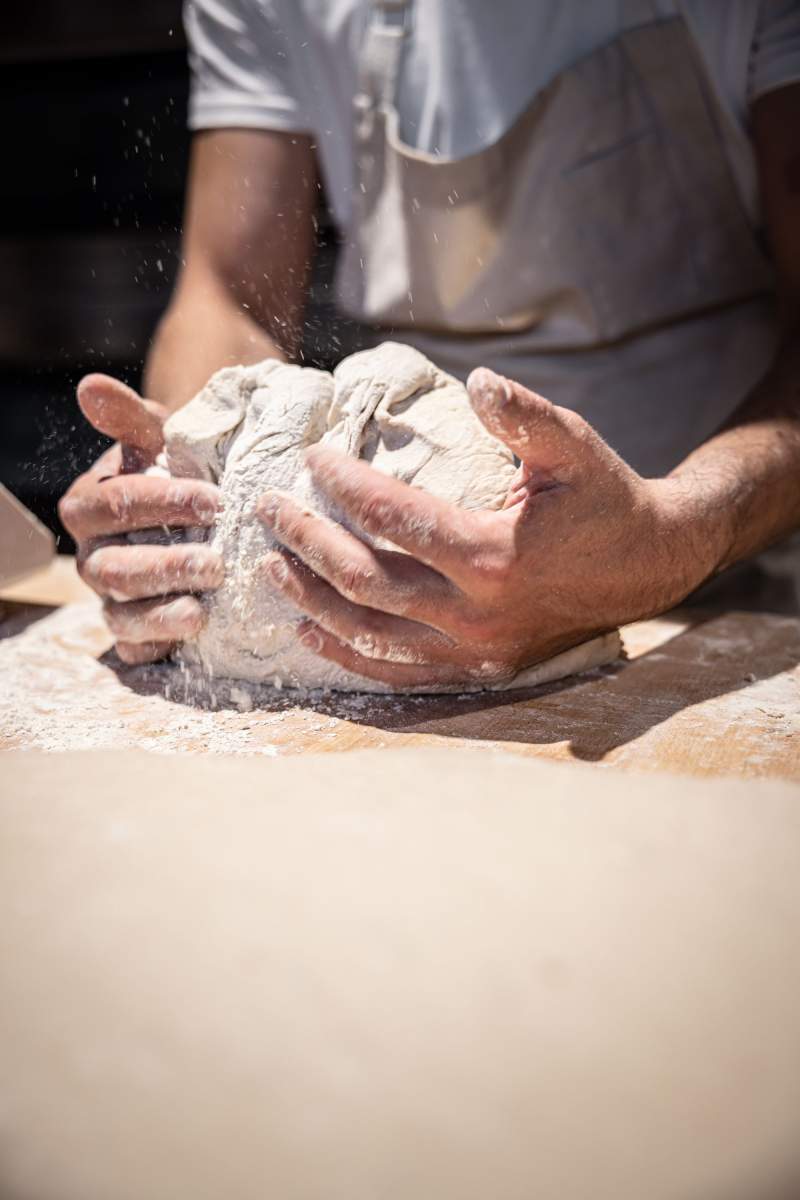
[163,342,620,692]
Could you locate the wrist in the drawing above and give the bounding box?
[646,473,731,607]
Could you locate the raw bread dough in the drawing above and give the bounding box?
[164,342,621,691]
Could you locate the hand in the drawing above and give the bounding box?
[59,375,223,664]
[256,369,713,689]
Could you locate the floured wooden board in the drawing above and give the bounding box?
[1,561,799,778]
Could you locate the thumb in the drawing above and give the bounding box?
[467,367,594,476]
[77,374,166,459]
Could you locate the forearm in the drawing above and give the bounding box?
[143,273,285,414]
[665,334,800,585]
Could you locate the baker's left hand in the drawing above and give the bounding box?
[256,369,715,689]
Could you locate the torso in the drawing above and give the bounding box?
[195,1,784,474]
[276,0,764,230]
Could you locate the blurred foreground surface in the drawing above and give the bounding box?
[1,746,799,1200]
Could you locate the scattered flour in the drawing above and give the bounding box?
[0,602,280,756]
[0,600,450,757]
[2,601,797,772]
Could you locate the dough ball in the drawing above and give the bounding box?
[163,342,618,692]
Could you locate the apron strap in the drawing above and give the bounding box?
[354,0,411,140]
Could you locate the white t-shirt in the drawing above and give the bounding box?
[183,1,800,475]
[185,0,800,232]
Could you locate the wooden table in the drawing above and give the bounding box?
[2,558,799,779]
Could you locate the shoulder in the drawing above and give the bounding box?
[184,0,314,135]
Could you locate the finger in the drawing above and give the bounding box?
[262,551,457,664]
[85,443,124,480]
[257,491,457,624]
[60,475,220,541]
[81,543,224,601]
[467,367,594,477]
[303,446,494,586]
[115,640,176,665]
[297,622,506,692]
[77,374,166,457]
[103,595,206,643]
[502,463,533,510]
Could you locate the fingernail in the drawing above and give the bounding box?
[194,500,219,524]
[167,595,206,633]
[168,594,200,618]
[299,625,323,654]
[266,554,290,588]
[467,366,502,397]
[259,492,281,525]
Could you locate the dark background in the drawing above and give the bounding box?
[1,1,193,548]
[1,2,344,550]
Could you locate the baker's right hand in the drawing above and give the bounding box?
[58,374,223,664]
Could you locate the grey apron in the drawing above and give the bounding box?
[335,0,779,478]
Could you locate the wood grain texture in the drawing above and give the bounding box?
[2,559,799,778]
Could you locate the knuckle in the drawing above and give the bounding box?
[452,609,491,642]
[470,528,518,595]
[57,493,83,534]
[114,641,142,665]
[82,549,115,591]
[75,551,97,588]
[356,495,393,536]
[166,595,205,634]
[186,483,219,523]
[474,553,513,594]
[89,547,156,600]
[103,478,135,523]
[116,640,169,665]
[181,548,223,592]
[102,600,127,636]
[165,483,193,510]
[176,546,217,589]
[452,606,508,646]
[337,561,374,602]
[201,550,225,588]
[389,594,420,622]
[348,612,391,659]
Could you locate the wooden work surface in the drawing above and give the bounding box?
[1,558,799,780]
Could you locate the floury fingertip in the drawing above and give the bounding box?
[298,624,324,654]
[257,492,281,523]
[466,366,503,398]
